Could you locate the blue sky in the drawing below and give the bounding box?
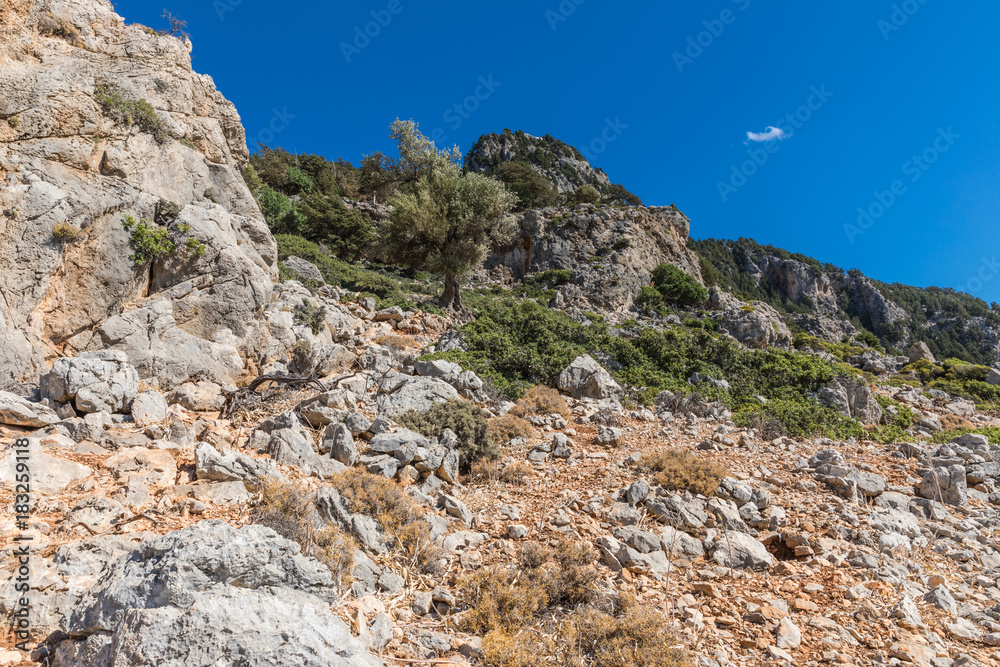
[116,0,1000,304]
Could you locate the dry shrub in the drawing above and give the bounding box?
[488,414,538,444]
[332,468,441,572]
[941,414,973,431]
[38,11,81,44]
[251,479,356,590]
[375,333,421,350]
[510,385,570,418]
[51,222,79,243]
[478,595,692,667]
[459,540,599,635]
[500,461,532,485]
[641,448,726,496]
[470,459,532,486]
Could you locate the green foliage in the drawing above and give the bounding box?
[570,184,601,206]
[257,187,294,228]
[275,235,406,298]
[94,85,168,143]
[525,269,574,286]
[426,297,860,438]
[397,400,497,469]
[294,193,376,262]
[493,161,560,210]
[649,263,707,306]
[900,357,1000,403]
[383,121,518,309]
[734,399,865,440]
[123,215,174,264]
[603,183,644,207]
[854,329,882,350]
[293,299,327,335]
[931,426,1000,445]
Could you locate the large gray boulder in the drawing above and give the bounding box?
[708,531,776,570]
[40,351,140,414]
[557,355,623,400]
[817,376,883,425]
[718,301,793,350]
[375,376,461,417]
[195,442,279,490]
[988,367,1000,387]
[908,342,936,364]
[919,464,968,506]
[48,521,381,667]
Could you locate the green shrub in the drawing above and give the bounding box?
[94,85,168,142]
[123,215,174,264]
[397,399,497,469]
[651,263,707,306]
[734,398,864,440]
[293,299,327,335]
[275,235,406,299]
[570,184,601,206]
[8,115,20,128]
[493,161,559,209]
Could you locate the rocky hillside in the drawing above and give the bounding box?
[0,0,277,388]
[465,130,612,194]
[6,2,1000,667]
[480,204,703,316]
[694,238,1000,366]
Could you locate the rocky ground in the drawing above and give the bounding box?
[3,287,1000,666]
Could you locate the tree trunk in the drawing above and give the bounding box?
[439,275,465,313]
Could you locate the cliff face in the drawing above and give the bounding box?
[0,0,276,385]
[482,205,703,317]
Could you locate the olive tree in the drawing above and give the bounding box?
[382,122,517,312]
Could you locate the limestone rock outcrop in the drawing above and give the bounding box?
[0,0,276,386]
[483,205,702,317]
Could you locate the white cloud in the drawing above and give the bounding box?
[746,126,787,143]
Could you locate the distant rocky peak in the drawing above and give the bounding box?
[464,129,611,194]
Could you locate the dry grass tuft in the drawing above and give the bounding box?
[332,468,441,573]
[51,222,79,243]
[470,459,533,486]
[37,11,80,45]
[483,595,692,667]
[941,414,974,431]
[251,479,356,590]
[510,385,570,418]
[375,333,421,350]
[463,542,692,667]
[488,414,538,444]
[640,448,726,496]
[458,539,599,636]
